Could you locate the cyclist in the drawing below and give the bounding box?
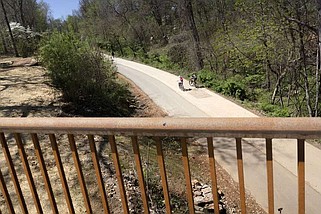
[191,73,197,83]
[189,73,197,87]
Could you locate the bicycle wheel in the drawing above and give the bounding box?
[189,79,194,86]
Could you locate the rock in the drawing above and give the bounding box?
[0,61,13,68]
[195,205,204,212]
[192,179,202,187]
[25,59,38,66]
[204,203,215,213]
[202,186,212,194]
[194,190,202,196]
[194,196,205,205]
[192,180,227,214]
[202,193,213,203]
[202,184,210,189]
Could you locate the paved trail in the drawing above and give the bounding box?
[115,57,321,213]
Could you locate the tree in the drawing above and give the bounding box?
[316,0,321,116]
[179,0,204,70]
[0,0,19,56]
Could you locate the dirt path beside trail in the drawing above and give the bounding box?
[0,57,62,117]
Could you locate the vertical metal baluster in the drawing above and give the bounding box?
[0,168,15,213]
[15,133,43,213]
[207,137,219,214]
[236,138,246,213]
[155,137,171,213]
[31,133,58,213]
[49,134,75,214]
[181,138,195,214]
[0,133,27,213]
[109,135,129,214]
[266,138,274,214]
[68,134,92,213]
[298,139,305,214]
[88,134,110,214]
[131,136,149,213]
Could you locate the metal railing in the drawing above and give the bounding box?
[0,117,320,214]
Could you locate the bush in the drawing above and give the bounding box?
[198,70,248,100]
[260,102,291,117]
[221,79,247,100]
[198,69,218,87]
[39,32,134,116]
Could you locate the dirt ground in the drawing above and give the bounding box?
[0,57,265,213]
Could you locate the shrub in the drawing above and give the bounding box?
[198,70,248,100]
[39,32,134,116]
[221,80,247,100]
[198,69,216,83]
[260,102,291,117]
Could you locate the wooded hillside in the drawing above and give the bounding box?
[1,0,321,117]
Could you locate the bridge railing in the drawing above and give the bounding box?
[0,117,320,214]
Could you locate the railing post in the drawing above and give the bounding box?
[131,136,150,214]
[31,133,58,214]
[298,139,305,214]
[0,168,14,213]
[109,135,129,214]
[236,138,246,213]
[88,135,110,214]
[68,134,92,214]
[207,137,220,214]
[266,138,275,214]
[181,138,195,214]
[0,133,27,213]
[15,133,43,213]
[49,134,75,214]
[155,137,172,214]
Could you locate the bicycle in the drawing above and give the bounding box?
[189,76,197,87]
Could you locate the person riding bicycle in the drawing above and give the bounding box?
[189,73,197,87]
[191,73,197,83]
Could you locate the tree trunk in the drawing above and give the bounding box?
[181,0,204,71]
[315,0,321,116]
[271,79,280,105]
[293,1,313,116]
[271,73,284,104]
[315,42,321,116]
[0,30,8,54]
[19,0,25,26]
[0,0,19,57]
[299,33,313,116]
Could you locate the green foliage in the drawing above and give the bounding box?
[198,70,248,101]
[136,51,181,71]
[260,102,290,117]
[221,79,247,101]
[198,69,217,87]
[39,32,134,116]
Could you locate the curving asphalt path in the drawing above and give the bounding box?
[114,57,321,213]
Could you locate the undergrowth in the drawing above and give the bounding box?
[39,32,134,117]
